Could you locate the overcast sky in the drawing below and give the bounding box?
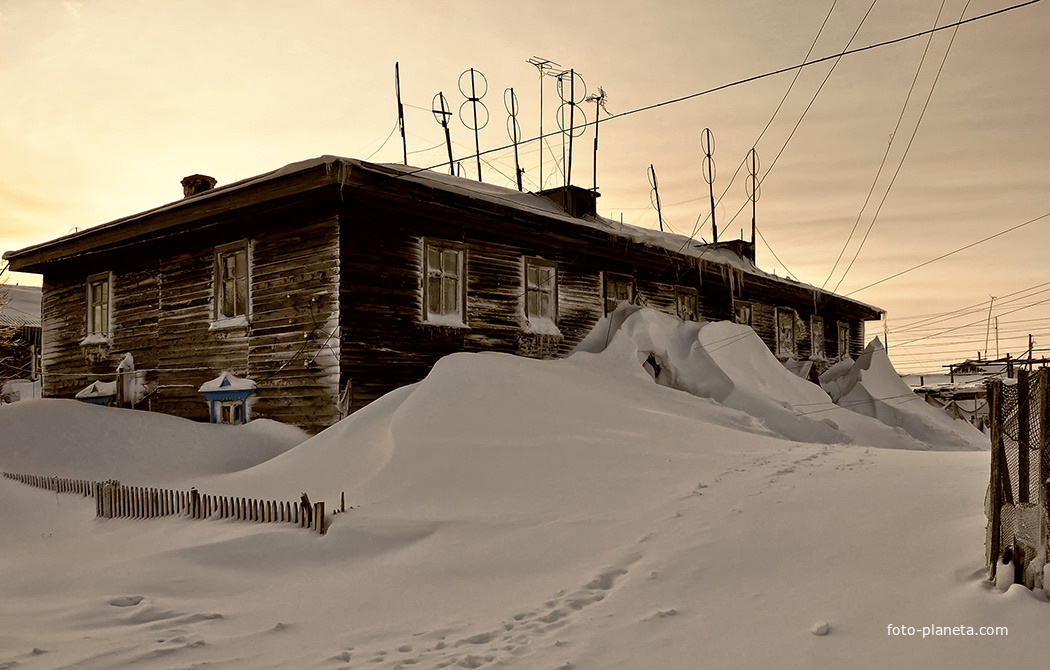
[1,0,1047,373]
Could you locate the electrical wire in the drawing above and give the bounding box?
[396,0,1043,180]
[821,0,950,290]
[831,0,972,294]
[844,209,1050,296]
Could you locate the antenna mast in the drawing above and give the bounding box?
[431,92,455,175]
[584,87,608,193]
[648,164,665,232]
[395,62,408,165]
[745,147,761,252]
[556,69,587,189]
[701,128,717,243]
[505,87,524,191]
[458,68,489,182]
[527,56,560,190]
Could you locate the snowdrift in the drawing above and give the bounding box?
[0,398,306,484]
[0,310,1041,670]
[573,307,983,451]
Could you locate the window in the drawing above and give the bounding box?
[735,303,753,327]
[219,401,245,425]
[86,272,112,338]
[215,241,250,322]
[837,321,851,359]
[675,286,699,322]
[423,239,465,325]
[603,272,635,316]
[811,316,825,360]
[524,258,558,322]
[776,308,796,359]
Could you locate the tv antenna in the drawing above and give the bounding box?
[505,87,524,191]
[701,128,717,243]
[583,87,609,192]
[395,62,408,165]
[648,164,664,233]
[555,69,587,189]
[431,92,455,175]
[745,147,760,248]
[527,56,560,190]
[458,68,489,181]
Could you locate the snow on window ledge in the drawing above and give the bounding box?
[209,315,250,331]
[523,317,562,338]
[79,333,113,347]
[422,312,469,329]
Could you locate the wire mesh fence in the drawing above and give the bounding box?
[986,368,1050,587]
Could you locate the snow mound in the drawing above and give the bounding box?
[821,338,982,449]
[573,307,984,450]
[0,399,307,484]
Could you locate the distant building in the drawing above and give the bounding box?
[3,157,883,433]
[0,283,42,393]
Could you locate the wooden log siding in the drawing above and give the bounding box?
[19,157,883,429]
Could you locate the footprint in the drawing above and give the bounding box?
[109,595,144,607]
[586,568,627,591]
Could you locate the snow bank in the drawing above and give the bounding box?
[0,311,1035,670]
[574,307,984,450]
[0,399,306,484]
[822,338,982,449]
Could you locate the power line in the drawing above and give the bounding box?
[821,0,951,290]
[844,209,1050,296]
[399,0,1043,179]
[831,0,972,294]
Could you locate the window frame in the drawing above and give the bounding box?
[811,315,826,360]
[734,302,753,327]
[775,307,797,359]
[523,257,558,325]
[213,240,252,327]
[422,238,467,327]
[674,286,699,322]
[837,320,851,359]
[85,271,113,340]
[602,272,636,316]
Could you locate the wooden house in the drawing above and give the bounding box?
[0,283,42,387]
[3,157,884,433]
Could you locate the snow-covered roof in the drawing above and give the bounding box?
[199,371,257,394]
[0,284,41,329]
[74,380,116,399]
[4,156,882,316]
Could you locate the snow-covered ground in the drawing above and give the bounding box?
[1,309,1044,670]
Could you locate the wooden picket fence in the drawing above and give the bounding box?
[2,472,328,535]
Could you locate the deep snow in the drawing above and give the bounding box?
[1,309,1045,670]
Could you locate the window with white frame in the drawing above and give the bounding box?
[675,286,699,322]
[603,272,635,316]
[86,272,112,337]
[524,257,558,323]
[423,239,465,325]
[776,308,796,359]
[215,241,251,322]
[811,315,825,360]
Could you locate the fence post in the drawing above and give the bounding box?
[988,380,1004,580]
[314,502,325,534]
[1040,368,1050,586]
[1019,370,1031,503]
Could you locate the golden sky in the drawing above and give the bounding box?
[1,0,1047,373]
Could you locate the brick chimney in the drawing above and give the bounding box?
[181,174,217,197]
